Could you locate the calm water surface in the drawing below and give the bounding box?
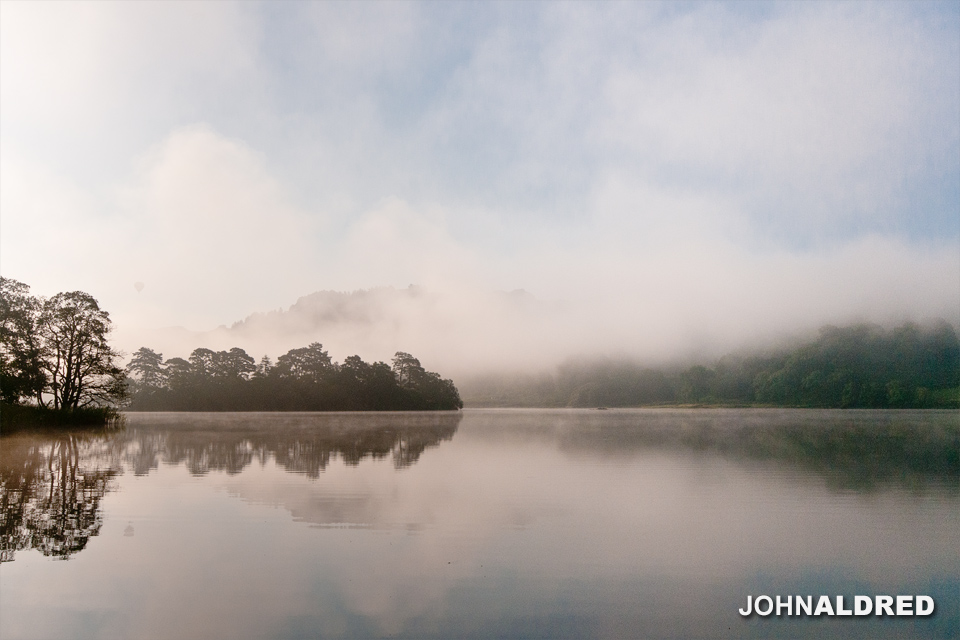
[1,409,958,639]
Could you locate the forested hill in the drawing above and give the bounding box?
[460,322,960,409]
[126,345,462,411]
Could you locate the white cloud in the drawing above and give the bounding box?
[0,1,259,127]
[589,3,958,233]
[336,198,481,292]
[0,1,263,187]
[2,125,318,331]
[1,2,956,369]
[114,127,325,328]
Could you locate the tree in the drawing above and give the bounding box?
[37,292,126,410]
[679,365,716,403]
[0,277,45,404]
[254,355,272,378]
[390,352,462,409]
[216,347,256,380]
[164,357,194,391]
[274,343,332,381]
[189,348,217,378]
[126,347,166,393]
[391,352,422,387]
[413,370,463,410]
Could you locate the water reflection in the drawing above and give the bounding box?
[117,409,958,491]
[1,410,957,639]
[0,412,461,561]
[2,410,957,563]
[467,409,960,492]
[125,411,462,476]
[0,432,122,562]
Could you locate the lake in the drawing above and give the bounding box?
[1,409,957,639]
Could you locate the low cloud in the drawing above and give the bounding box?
[1,3,956,376]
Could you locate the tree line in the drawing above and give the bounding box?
[126,343,463,411]
[463,321,960,409]
[1,277,126,420]
[1,277,462,418]
[5,275,954,413]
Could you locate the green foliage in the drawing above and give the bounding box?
[748,322,960,408]
[459,321,960,408]
[461,360,676,408]
[126,346,462,411]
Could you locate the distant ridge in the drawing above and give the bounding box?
[230,286,438,333]
[126,286,561,374]
[227,285,549,338]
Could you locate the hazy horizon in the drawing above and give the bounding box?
[105,284,957,379]
[2,2,958,375]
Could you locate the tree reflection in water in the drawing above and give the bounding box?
[0,412,463,561]
[3,409,955,565]
[0,432,122,562]
[540,409,959,492]
[126,412,463,477]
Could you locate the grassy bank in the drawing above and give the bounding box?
[0,403,123,432]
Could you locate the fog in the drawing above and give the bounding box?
[110,259,957,380]
[2,2,957,377]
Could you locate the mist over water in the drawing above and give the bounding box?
[2,410,957,639]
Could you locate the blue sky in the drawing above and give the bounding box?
[1,1,957,366]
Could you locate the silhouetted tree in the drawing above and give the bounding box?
[0,277,45,404]
[37,291,126,410]
[274,343,332,382]
[127,347,165,391]
[391,352,422,387]
[126,345,462,411]
[188,348,217,378]
[163,357,194,391]
[125,347,167,410]
[254,355,272,378]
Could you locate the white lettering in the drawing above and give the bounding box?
[896,595,913,616]
[776,595,792,616]
[755,595,774,616]
[835,595,852,616]
[916,596,935,616]
[814,595,835,616]
[741,593,930,618]
[876,595,894,616]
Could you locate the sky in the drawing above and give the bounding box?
[1,1,958,370]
